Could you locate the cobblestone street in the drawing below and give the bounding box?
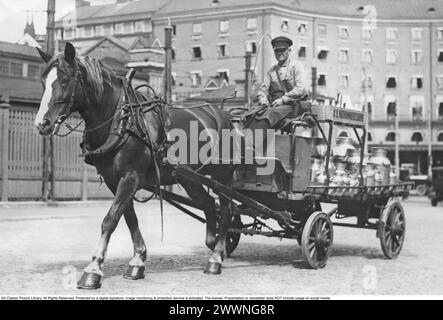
[0,198,442,296]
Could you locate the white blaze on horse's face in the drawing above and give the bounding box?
[35,67,58,127]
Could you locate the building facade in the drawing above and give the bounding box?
[55,0,443,173]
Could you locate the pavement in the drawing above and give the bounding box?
[0,197,442,296]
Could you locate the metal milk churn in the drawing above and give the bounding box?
[333,137,355,162]
[310,158,322,182]
[363,163,375,187]
[368,148,391,185]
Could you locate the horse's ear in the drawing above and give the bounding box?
[64,42,76,65]
[36,47,52,63]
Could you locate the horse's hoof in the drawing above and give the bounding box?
[204,262,222,275]
[123,266,145,280]
[77,272,102,290]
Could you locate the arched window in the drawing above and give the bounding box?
[437,131,443,142]
[386,132,396,142]
[367,132,373,142]
[338,131,348,138]
[387,102,396,118]
[411,132,424,143]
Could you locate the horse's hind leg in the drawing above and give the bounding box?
[77,171,140,290]
[123,201,147,280]
[179,179,217,251]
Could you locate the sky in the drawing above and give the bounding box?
[0,0,115,43]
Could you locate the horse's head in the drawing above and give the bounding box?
[35,42,80,135]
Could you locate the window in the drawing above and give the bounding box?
[192,46,202,59]
[217,43,229,58]
[410,96,425,121]
[362,49,373,64]
[362,28,373,40]
[171,48,176,61]
[114,23,124,34]
[172,25,177,36]
[386,76,397,89]
[28,64,41,78]
[84,26,93,37]
[298,22,307,35]
[438,132,443,142]
[318,74,326,86]
[95,25,104,36]
[338,48,349,63]
[247,18,257,30]
[411,28,423,41]
[338,26,349,39]
[361,74,373,89]
[64,28,75,39]
[411,50,423,64]
[191,71,202,86]
[217,70,229,82]
[281,19,289,33]
[339,74,349,88]
[55,29,63,40]
[386,49,397,65]
[123,22,133,34]
[298,46,306,58]
[438,50,443,62]
[439,102,443,119]
[338,131,348,138]
[317,48,329,60]
[438,28,443,40]
[192,23,202,35]
[411,76,423,89]
[411,132,423,143]
[385,95,397,120]
[318,24,327,37]
[10,62,22,76]
[386,27,397,40]
[246,41,257,54]
[0,60,9,74]
[361,95,374,118]
[220,20,229,33]
[77,27,85,38]
[386,132,396,142]
[104,24,113,36]
[437,75,443,90]
[368,132,373,142]
[134,21,145,33]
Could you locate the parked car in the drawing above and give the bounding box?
[401,163,432,196]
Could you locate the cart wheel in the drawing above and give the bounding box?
[301,211,333,269]
[431,198,438,207]
[226,215,242,257]
[379,201,406,259]
[415,184,428,197]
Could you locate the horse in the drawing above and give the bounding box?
[34,42,236,289]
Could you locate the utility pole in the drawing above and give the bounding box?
[395,99,400,179]
[428,21,434,178]
[42,0,56,201]
[311,17,317,102]
[164,26,173,104]
[245,50,252,108]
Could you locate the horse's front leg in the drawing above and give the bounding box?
[123,201,147,280]
[77,171,140,290]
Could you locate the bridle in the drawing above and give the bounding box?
[50,62,82,136]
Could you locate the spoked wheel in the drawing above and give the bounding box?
[216,213,243,258]
[301,211,333,269]
[379,201,406,259]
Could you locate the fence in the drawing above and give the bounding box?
[0,104,113,201]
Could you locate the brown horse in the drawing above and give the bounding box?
[35,42,236,289]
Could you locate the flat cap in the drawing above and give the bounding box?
[271,36,293,49]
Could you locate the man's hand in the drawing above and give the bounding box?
[271,98,284,107]
[258,98,269,106]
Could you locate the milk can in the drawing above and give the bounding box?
[333,137,356,162]
[346,148,362,176]
[368,148,391,185]
[310,158,322,182]
[363,163,375,187]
